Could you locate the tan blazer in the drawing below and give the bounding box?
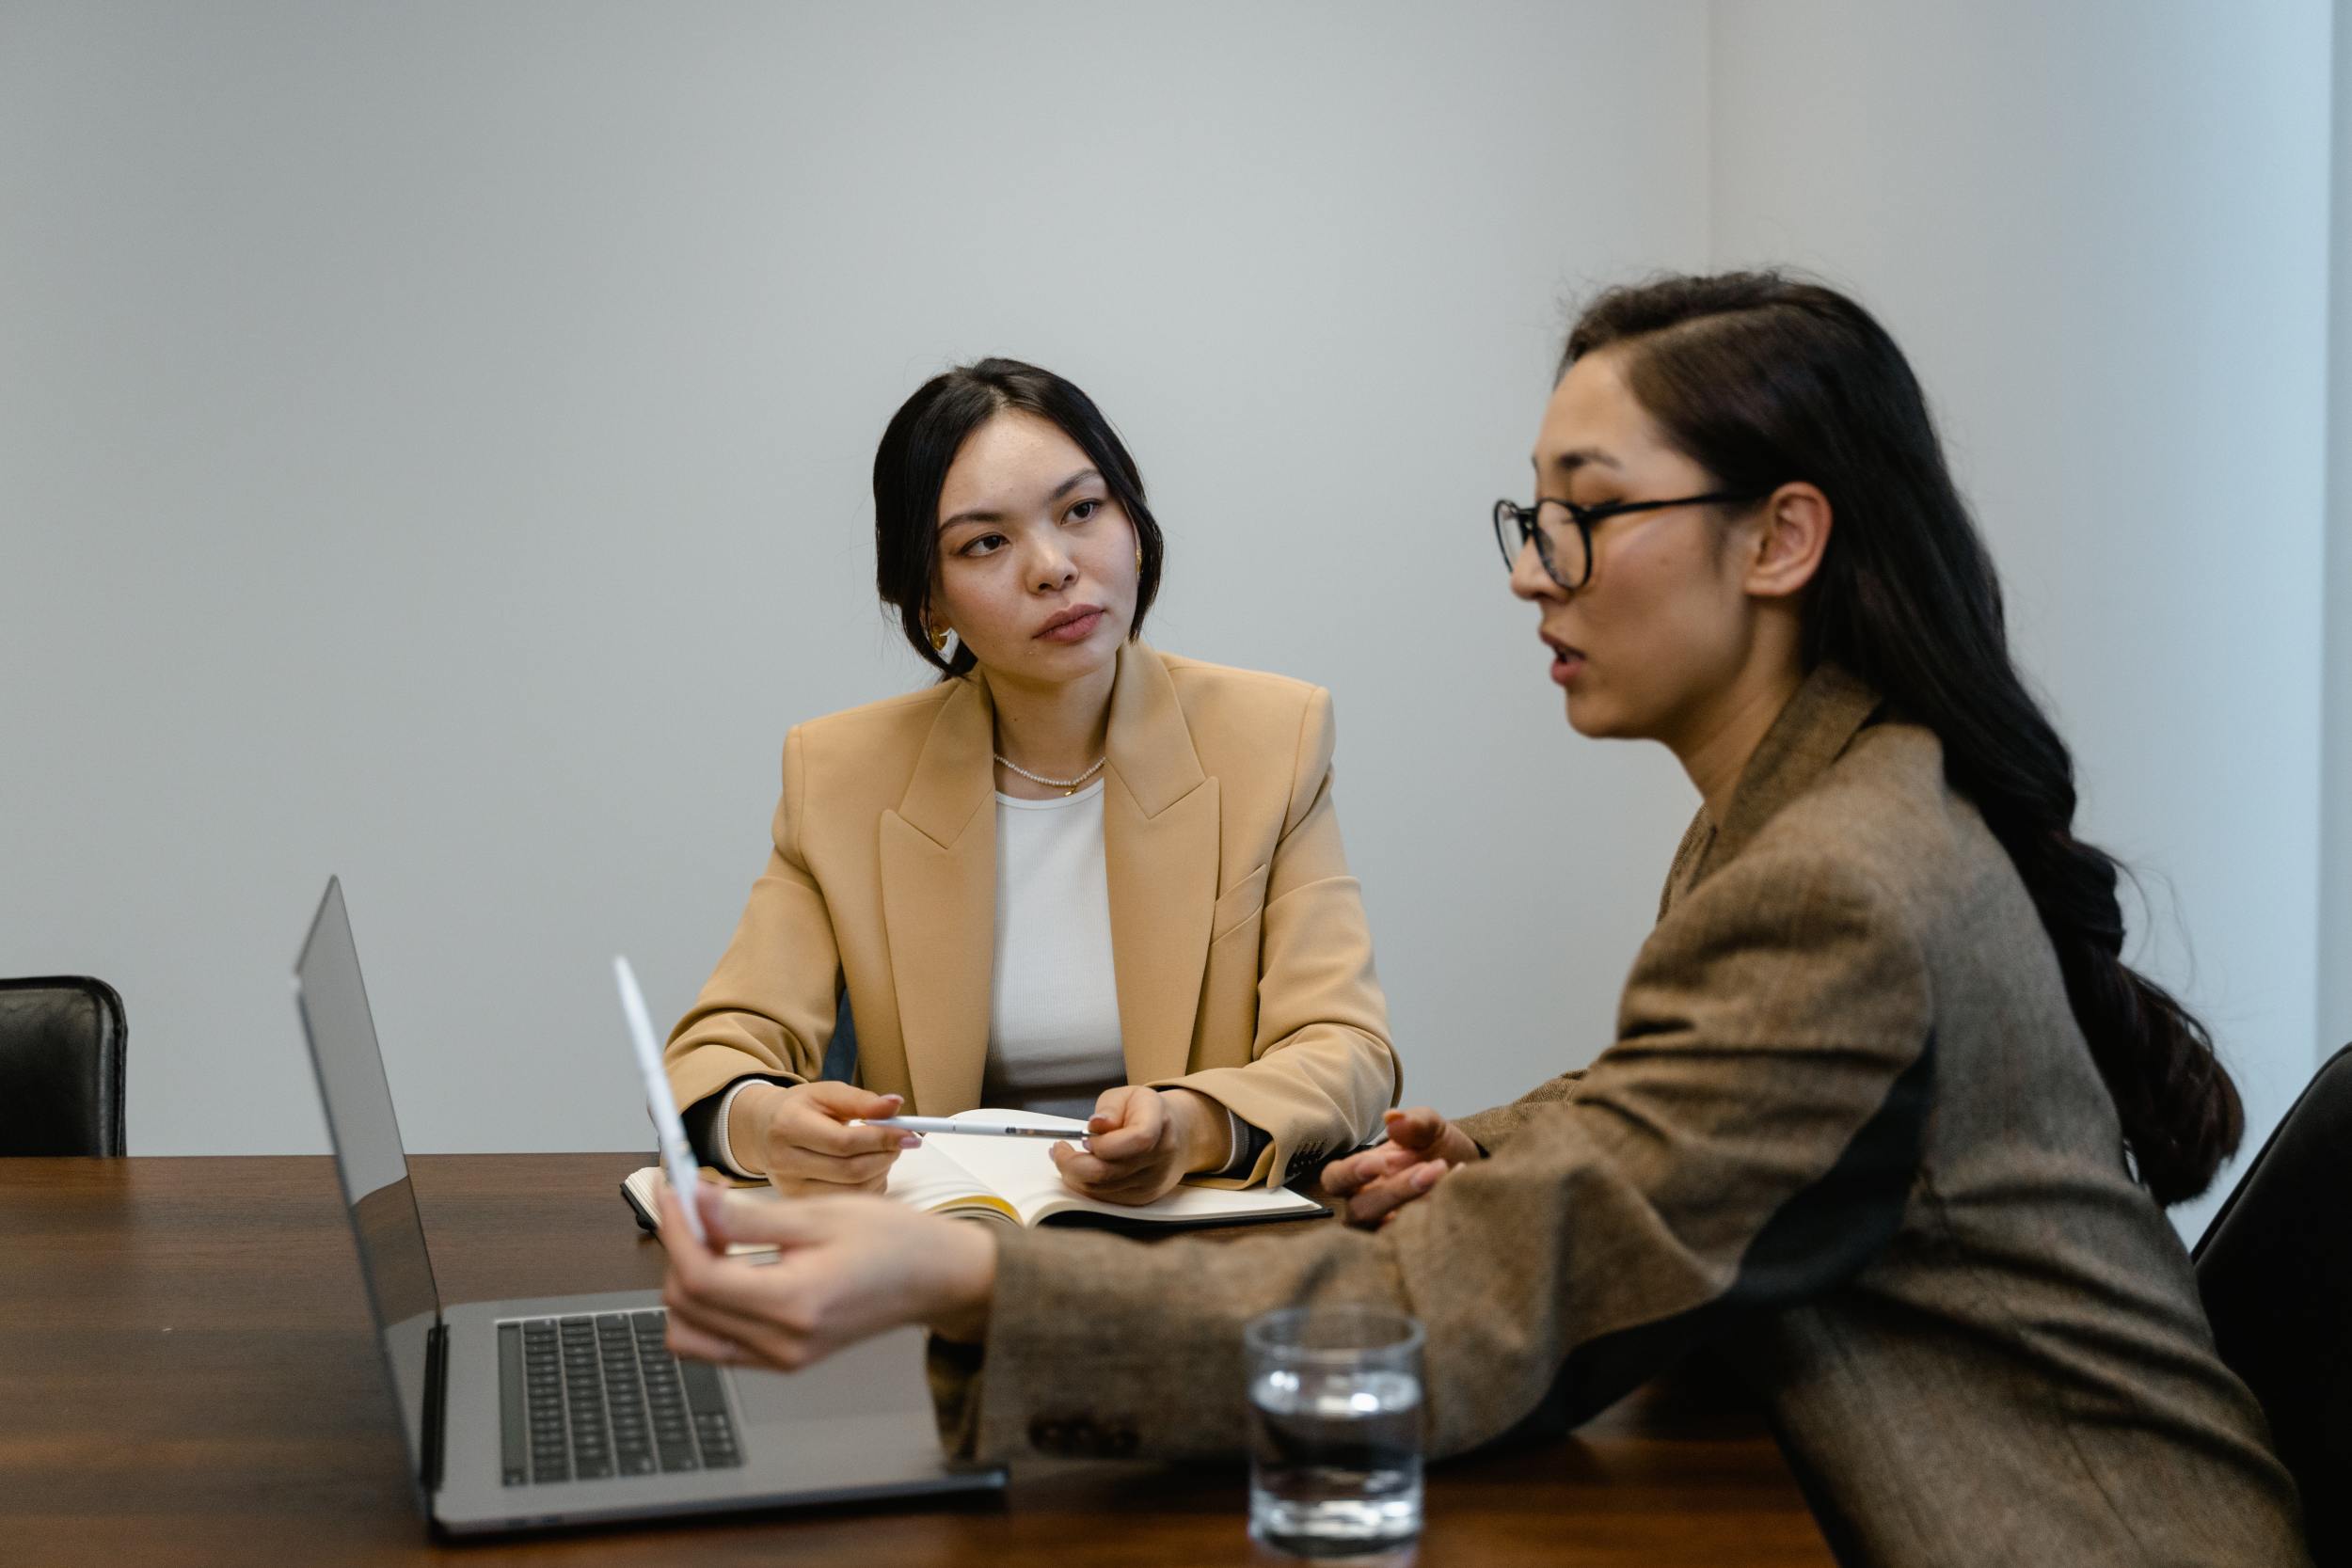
[665,641,1398,1187]
[930,663,2307,1566]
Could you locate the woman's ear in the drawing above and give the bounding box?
[1743,482,1833,600]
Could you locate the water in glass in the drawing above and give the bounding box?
[1248,1364,1422,1557]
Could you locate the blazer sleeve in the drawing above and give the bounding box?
[931,841,1933,1463]
[1149,686,1401,1186]
[664,724,844,1114]
[1451,1069,1587,1156]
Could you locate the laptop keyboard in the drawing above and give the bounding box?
[497,1309,742,1486]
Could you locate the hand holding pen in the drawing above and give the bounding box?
[731,1082,925,1196]
[1047,1085,1230,1207]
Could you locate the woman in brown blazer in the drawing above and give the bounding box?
[656,279,2307,1563]
[664,358,1396,1205]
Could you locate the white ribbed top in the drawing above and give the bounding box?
[983,779,1126,1120]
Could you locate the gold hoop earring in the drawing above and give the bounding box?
[1134,545,1143,571]
[929,626,950,654]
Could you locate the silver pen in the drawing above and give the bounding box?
[854,1116,1089,1141]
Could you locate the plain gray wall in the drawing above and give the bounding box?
[0,1,1712,1153]
[1709,0,2334,1243]
[2328,0,2352,1096]
[3,0,2340,1248]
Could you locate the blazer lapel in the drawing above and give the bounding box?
[1102,643,1219,1088]
[1683,661,1883,895]
[879,676,997,1115]
[1658,810,1717,922]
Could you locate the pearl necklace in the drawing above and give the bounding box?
[993,752,1107,795]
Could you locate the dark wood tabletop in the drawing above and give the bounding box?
[0,1154,1834,1566]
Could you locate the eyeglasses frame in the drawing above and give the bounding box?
[1492,491,1762,591]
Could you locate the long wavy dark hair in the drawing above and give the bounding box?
[1565,271,2240,1205]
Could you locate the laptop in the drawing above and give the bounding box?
[292,876,1004,1535]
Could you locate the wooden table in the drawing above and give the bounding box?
[0,1155,1834,1565]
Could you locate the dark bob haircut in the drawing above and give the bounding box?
[872,356,1165,678]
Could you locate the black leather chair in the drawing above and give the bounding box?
[0,975,128,1156]
[2194,1042,2352,1566]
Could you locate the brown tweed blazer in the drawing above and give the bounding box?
[930,663,2308,1567]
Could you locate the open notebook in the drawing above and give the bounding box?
[622,1107,1327,1243]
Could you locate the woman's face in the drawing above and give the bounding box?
[930,410,1139,690]
[1509,348,1764,748]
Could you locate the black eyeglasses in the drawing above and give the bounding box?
[1492,492,1758,590]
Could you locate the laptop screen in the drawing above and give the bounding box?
[294,877,441,1496]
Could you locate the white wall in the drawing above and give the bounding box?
[1709,0,2335,1239]
[2327,0,2352,1069]
[2,2,2337,1232]
[0,1,1712,1153]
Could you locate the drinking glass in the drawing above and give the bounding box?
[1245,1305,1424,1559]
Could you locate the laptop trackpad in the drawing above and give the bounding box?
[728,1327,953,1482]
[731,1325,937,1422]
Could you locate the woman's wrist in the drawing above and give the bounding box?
[724,1082,787,1177]
[1161,1087,1232,1174]
[926,1220,998,1343]
[1439,1120,1486,1165]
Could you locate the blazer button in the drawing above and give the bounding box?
[1104,1426,1138,1458]
[1027,1418,1066,1451]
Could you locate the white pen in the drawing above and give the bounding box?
[613,954,708,1246]
[855,1116,1090,1141]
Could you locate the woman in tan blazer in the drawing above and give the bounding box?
[656,279,2305,1564]
[665,358,1395,1205]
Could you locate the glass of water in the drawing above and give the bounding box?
[1245,1304,1425,1559]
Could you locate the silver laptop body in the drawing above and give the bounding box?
[293,877,1003,1536]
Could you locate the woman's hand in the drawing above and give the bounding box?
[733,1081,921,1196]
[659,1181,996,1375]
[1048,1085,1230,1206]
[1320,1106,1484,1228]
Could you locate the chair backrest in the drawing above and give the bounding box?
[0,975,128,1156]
[2194,1042,2352,1565]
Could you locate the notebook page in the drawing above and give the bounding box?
[623,1166,783,1258]
[1033,1175,1326,1227]
[883,1134,1020,1223]
[919,1110,1092,1219]
[927,1109,1324,1227]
